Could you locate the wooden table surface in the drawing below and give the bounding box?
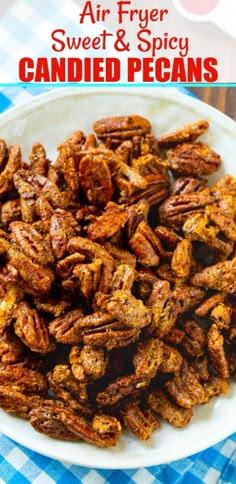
[188,87,236,121]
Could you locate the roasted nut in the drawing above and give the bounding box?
[96,374,149,407]
[93,115,151,144]
[69,345,108,382]
[29,142,49,177]
[122,403,160,440]
[87,202,128,242]
[1,199,21,225]
[57,142,79,194]
[0,386,43,417]
[147,388,193,427]
[129,221,164,267]
[0,365,48,395]
[159,343,183,373]
[10,221,54,265]
[171,239,192,279]
[47,364,90,415]
[79,153,113,206]
[0,114,233,449]
[14,301,53,354]
[170,177,207,195]
[0,285,23,335]
[207,324,229,378]
[167,142,221,177]
[159,192,215,229]
[180,319,206,357]
[191,258,236,293]
[165,361,205,408]
[158,120,209,148]
[132,338,163,379]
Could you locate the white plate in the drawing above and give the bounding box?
[0,87,235,469]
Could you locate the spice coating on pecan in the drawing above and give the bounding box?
[158,120,209,148]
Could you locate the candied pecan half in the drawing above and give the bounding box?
[126,199,149,240]
[191,258,236,294]
[47,364,90,415]
[31,403,120,447]
[93,115,151,144]
[60,408,120,447]
[207,324,229,378]
[30,402,80,440]
[35,196,54,232]
[171,239,192,279]
[122,403,160,440]
[79,153,113,206]
[48,308,87,344]
[195,293,225,317]
[92,414,121,436]
[50,209,79,259]
[1,199,21,226]
[177,286,205,315]
[8,246,55,295]
[10,221,54,265]
[159,344,183,373]
[163,327,185,345]
[191,356,209,382]
[165,361,205,408]
[202,375,228,403]
[132,153,168,178]
[57,142,79,194]
[180,320,206,357]
[56,253,86,279]
[0,145,21,197]
[29,142,49,176]
[147,388,193,427]
[167,142,221,177]
[183,211,235,258]
[14,301,53,354]
[87,202,128,242]
[158,120,209,148]
[127,174,169,207]
[14,169,71,210]
[212,174,236,198]
[112,264,135,292]
[83,320,141,350]
[32,296,71,317]
[67,236,114,293]
[96,374,149,407]
[0,386,43,417]
[210,303,232,330]
[129,221,166,267]
[159,191,215,229]
[98,290,152,329]
[226,347,236,379]
[0,285,23,335]
[170,177,207,195]
[0,328,26,364]
[69,345,108,382]
[0,139,7,169]
[132,338,163,379]
[0,365,48,395]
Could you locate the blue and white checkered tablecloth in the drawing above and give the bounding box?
[0,84,235,484]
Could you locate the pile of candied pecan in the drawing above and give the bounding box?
[0,115,235,447]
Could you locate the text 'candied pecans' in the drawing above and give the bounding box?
[0,116,235,447]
